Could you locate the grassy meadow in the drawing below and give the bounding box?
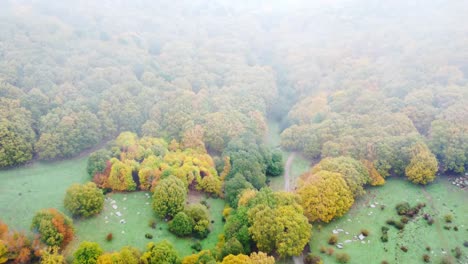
[309,177,468,264]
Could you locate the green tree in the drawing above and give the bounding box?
[87,150,111,177]
[185,204,210,238]
[405,143,438,184]
[141,241,180,264]
[169,212,194,237]
[0,98,35,167]
[152,176,187,218]
[224,174,254,208]
[73,241,103,264]
[64,182,104,217]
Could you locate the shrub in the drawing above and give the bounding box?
[427,218,434,225]
[361,229,370,237]
[426,246,431,251]
[422,254,430,262]
[381,261,389,264]
[464,241,468,247]
[386,219,396,226]
[395,222,405,230]
[328,235,338,245]
[149,219,157,229]
[64,182,104,218]
[326,248,334,256]
[453,226,458,231]
[400,246,408,252]
[145,233,153,239]
[400,216,409,224]
[336,253,350,263]
[305,254,323,264]
[106,233,113,242]
[380,234,388,243]
[191,241,202,252]
[395,202,410,215]
[319,246,326,254]
[380,205,386,210]
[444,225,451,230]
[381,226,389,233]
[454,247,462,259]
[444,214,453,223]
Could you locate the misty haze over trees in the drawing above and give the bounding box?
[0,0,467,263]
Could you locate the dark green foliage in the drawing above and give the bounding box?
[191,241,202,252]
[221,237,244,257]
[223,207,251,253]
[224,174,254,208]
[87,149,111,177]
[145,233,153,239]
[336,253,350,263]
[168,212,194,237]
[73,241,103,264]
[185,204,210,238]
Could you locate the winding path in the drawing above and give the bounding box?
[284,152,304,264]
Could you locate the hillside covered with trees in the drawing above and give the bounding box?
[0,0,467,263]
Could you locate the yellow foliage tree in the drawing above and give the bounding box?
[405,143,438,184]
[362,160,385,186]
[249,252,275,264]
[297,171,354,223]
[221,254,252,264]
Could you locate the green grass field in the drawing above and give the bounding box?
[66,193,225,257]
[0,157,89,230]
[309,177,468,264]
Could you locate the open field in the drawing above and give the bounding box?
[0,157,89,230]
[66,193,225,257]
[309,177,468,264]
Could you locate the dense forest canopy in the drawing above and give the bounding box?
[0,0,467,263]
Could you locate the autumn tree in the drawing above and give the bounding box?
[311,157,370,197]
[249,252,275,264]
[297,171,354,223]
[40,246,65,264]
[73,241,103,264]
[152,176,187,218]
[405,143,438,184]
[31,209,74,248]
[185,204,210,238]
[140,241,180,264]
[64,182,104,217]
[221,254,252,264]
[107,159,136,191]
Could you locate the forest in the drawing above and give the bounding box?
[0,0,467,263]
